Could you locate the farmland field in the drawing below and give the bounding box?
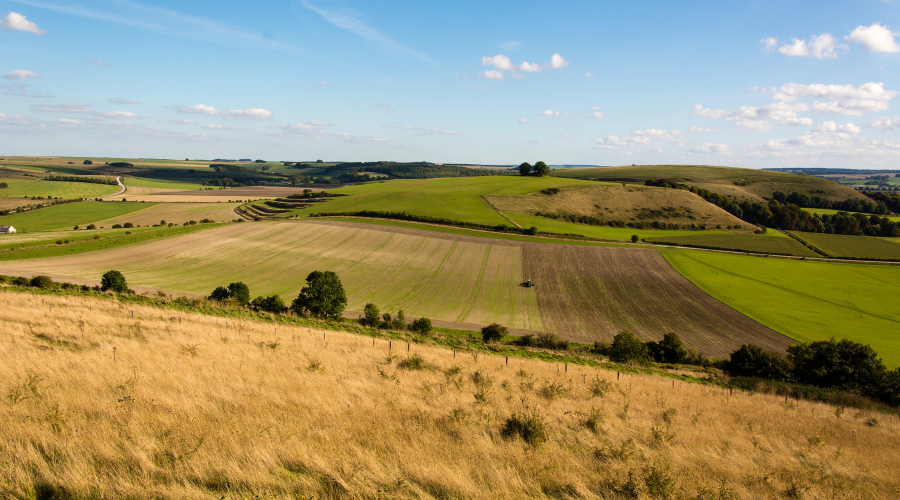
[644,233,819,257]
[95,202,243,226]
[663,249,900,367]
[0,201,155,232]
[505,212,731,241]
[0,220,791,357]
[294,176,590,226]
[800,207,900,222]
[789,232,900,260]
[0,178,119,199]
[122,176,206,192]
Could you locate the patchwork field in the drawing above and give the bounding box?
[96,203,243,226]
[156,185,324,198]
[505,213,731,242]
[122,176,205,194]
[644,233,820,257]
[663,250,900,367]
[0,178,120,199]
[0,220,792,356]
[3,292,897,499]
[789,232,900,260]
[0,201,156,232]
[294,177,590,226]
[485,183,749,229]
[553,165,865,203]
[800,208,900,222]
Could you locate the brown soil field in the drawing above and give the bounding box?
[93,202,243,226]
[523,244,792,356]
[1,290,897,499]
[0,220,792,357]
[486,184,749,229]
[0,198,27,210]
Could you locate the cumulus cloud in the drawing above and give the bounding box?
[538,110,571,116]
[481,70,504,80]
[590,111,604,119]
[3,70,41,80]
[761,37,779,51]
[482,54,513,71]
[846,23,900,53]
[478,53,569,79]
[107,97,140,105]
[518,118,527,123]
[174,104,273,119]
[633,128,680,140]
[815,121,861,134]
[776,33,846,60]
[725,102,810,125]
[736,120,776,132]
[866,116,898,131]
[780,117,814,126]
[549,53,569,68]
[593,134,630,149]
[690,125,720,133]
[770,82,897,103]
[518,61,542,72]
[691,103,726,119]
[0,12,47,34]
[691,143,730,154]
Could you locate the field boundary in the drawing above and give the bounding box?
[480,195,522,228]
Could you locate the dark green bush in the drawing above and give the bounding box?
[501,406,548,445]
[410,317,432,335]
[100,270,128,293]
[608,331,650,363]
[29,275,54,289]
[251,294,286,313]
[481,323,507,343]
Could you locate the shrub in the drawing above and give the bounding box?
[410,317,432,335]
[481,323,507,343]
[227,282,250,305]
[123,223,134,228]
[397,353,428,370]
[29,275,54,289]
[646,332,688,364]
[501,405,548,445]
[209,286,230,301]
[392,310,407,330]
[361,303,380,327]
[727,344,791,380]
[514,334,534,347]
[251,295,286,313]
[524,226,538,235]
[86,224,96,230]
[788,338,886,393]
[12,276,30,286]
[608,331,650,364]
[100,270,128,293]
[83,160,93,165]
[631,234,639,243]
[111,224,122,229]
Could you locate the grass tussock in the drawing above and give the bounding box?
[0,289,898,499]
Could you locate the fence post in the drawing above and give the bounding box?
[113,347,116,364]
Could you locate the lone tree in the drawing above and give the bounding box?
[100,270,128,293]
[291,270,347,319]
[481,323,508,343]
[518,162,532,176]
[532,161,550,177]
[631,235,639,243]
[83,160,93,165]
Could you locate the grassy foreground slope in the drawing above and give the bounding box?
[0,202,155,232]
[663,250,900,367]
[294,176,589,226]
[553,165,865,203]
[1,290,897,499]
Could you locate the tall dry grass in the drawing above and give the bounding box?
[0,289,898,499]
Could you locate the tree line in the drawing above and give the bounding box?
[518,161,550,177]
[44,175,118,185]
[773,191,890,215]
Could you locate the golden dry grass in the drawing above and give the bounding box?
[485,184,748,230]
[1,289,898,499]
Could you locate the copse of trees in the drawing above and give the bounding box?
[519,161,549,177]
[204,178,245,187]
[45,175,118,185]
[774,191,890,215]
[518,162,531,176]
[358,303,409,330]
[209,282,251,305]
[864,191,900,213]
[250,295,286,313]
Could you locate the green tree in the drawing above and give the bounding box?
[209,286,230,301]
[291,270,347,319]
[30,275,54,289]
[631,235,639,243]
[100,270,128,293]
[410,317,432,335]
[251,295,286,313]
[518,162,532,176]
[532,161,550,177]
[392,310,407,330]
[726,344,790,380]
[481,323,508,343]
[363,302,380,327]
[227,282,250,305]
[608,331,650,363]
[647,332,688,364]
[525,226,538,235]
[788,338,885,391]
[83,160,93,165]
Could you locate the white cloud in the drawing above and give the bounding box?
[500,41,520,51]
[780,117,814,126]
[107,97,140,105]
[726,102,809,124]
[691,103,726,119]
[538,110,570,116]
[809,99,890,115]
[518,61,542,72]
[736,120,775,132]
[814,121,861,134]
[690,125,719,133]
[549,53,569,68]
[57,118,81,125]
[81,56,111,67]
[761,37,778,51]
[776,33,845,60]
[518,118,527,123]
[481,70,504,80]
[691,143,730,154]
[203,124,224,129]
[866,116,898,131]
[3,70,41,80]
[770,82,897,103]
[526,139,546,144]
[174,104,273,119]
[202,124,250,130]
[593,134,629,149]
[590,111,604,119]
[482,54,513,71]
[31,103,140,119]
[633,128,680,140]
[846,23,900,53]
[170,119,196,124]
[585,72,596,77]
[393,124,462,136]
[0,12,47,34]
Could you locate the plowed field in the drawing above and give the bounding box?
[0,220,791,356]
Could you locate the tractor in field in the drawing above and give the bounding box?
[522,280,535,288]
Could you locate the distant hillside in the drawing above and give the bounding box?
[552,164,867,203]
[485,183,750,231]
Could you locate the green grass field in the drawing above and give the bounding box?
[663,249,900,368]
[123,176,206,190]
[0,202,155,232]
[644,233,819,257]
[0,179,119,198]
[294,176,590,226]
[505,212,731,241]
[800,207,900,222]
[789,232,900,260]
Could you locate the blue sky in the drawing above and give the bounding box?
[2,0,900,168]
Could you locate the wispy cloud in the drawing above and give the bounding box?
[9,0,307,54]
[80,56,111,67]
[299,0,428,61]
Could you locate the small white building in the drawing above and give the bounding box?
[0,225,16,234]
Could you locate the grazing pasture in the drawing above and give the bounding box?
[0,178,119,199]
[0,201,155,232]
[789,232,900,260]
[644,233,819,257]
[0,220,791,357]
[663,249,900,367]
[1,290,897,499]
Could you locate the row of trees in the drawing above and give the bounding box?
[518,161,550,177]
[207,271,348,319]
[44,175,118,185]
[773,191,890,215]
[359,303,433,334]
[203,177,245,187]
